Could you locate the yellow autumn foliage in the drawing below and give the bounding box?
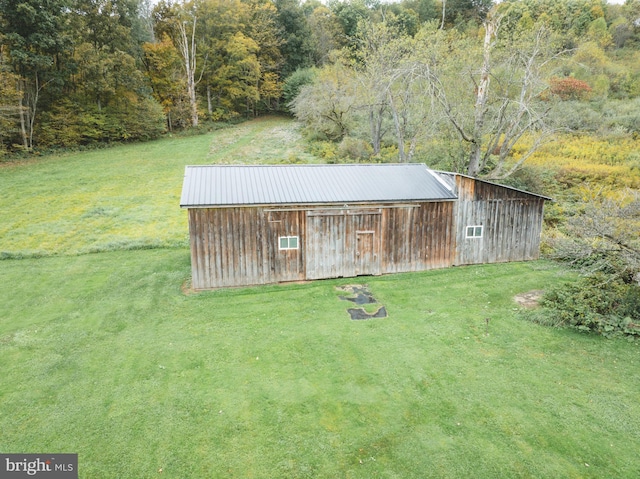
[511,134,640,192]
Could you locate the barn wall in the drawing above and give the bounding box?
[303,203,456,279]
[189,207,305,289]
[266,209,307,283]
[189,202,458,288]
[454,176,546,265]
[380,202,455,273]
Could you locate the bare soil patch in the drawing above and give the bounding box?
[514,290,545,308]
[181,279,197,296]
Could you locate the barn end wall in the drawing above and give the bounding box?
[453,176,546,265]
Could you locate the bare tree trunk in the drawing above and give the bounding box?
[18,85,28,150]
[28,73,39,150]
[17,75,40,151]
[177,18,199,127]
[388,92,406,162]
[369,105,384,155]
[407,135,418,163]
[467,15,499,177]
[369,110,378,155]
[207,84,212,117]
[23,72,53,150]
[441,0,446,30]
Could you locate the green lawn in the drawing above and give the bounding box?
[1,118,640,478]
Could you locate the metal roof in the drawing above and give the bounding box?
[180,164,457,208]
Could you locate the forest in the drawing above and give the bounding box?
[0,0,638,159]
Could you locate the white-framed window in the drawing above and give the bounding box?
[466,225,483,238]
[279,236,299,250]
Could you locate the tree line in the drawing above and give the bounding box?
[1,0,639,165]
[289,0,640,178]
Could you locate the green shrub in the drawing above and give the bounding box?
[110,96,166,141]
[337,136,373,161]
[530,274,640,338]
[549,101,603,132]
[371,145,398,163]
[306,140,339,161]
[499,165,559,198]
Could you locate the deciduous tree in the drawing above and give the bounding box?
[175,14,201,126]
[353,21,440,161]
[290,61,357,140]
[417,15,564,178]
[0,0,69,149]
[143,35,189,130]
[553,191,640,282]
[246,0,284,113]
[0,52,21,155]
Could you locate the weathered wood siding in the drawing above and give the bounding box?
[305,209,382,279]
[189,202,458,288]
[189,207,305,289]
[303,204,456,279]
[380,202,455,273]
[453,176,546,265]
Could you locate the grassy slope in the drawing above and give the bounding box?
[0,117,315,258]
[1,118,640,478]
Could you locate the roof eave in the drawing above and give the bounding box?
[180,197,458,209]
[434,170,553,201]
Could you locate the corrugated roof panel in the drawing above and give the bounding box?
[180,164,458,208]
[290,168,307,203]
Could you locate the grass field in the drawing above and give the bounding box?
[1,117,640,478]
[0,116,315,258]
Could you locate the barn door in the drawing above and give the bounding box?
[355,230,380,275]
[305,209,381,280]
[305,211,347,280]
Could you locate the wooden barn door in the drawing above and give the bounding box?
[355,231,377,275]
[352,210,381,276]
[306,211,347,280]
[305,209,381,280]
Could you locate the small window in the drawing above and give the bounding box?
[466,225,483,238]
[279,236,299,250]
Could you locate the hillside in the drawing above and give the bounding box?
[0,117,316,259]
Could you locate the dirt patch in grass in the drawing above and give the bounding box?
[181,279,197,296]
[514,290,544,308]
[337,285,378,305]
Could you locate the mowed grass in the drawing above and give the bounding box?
[1,118,640,477]
[0,117,315,258]
[1,253,639,478]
